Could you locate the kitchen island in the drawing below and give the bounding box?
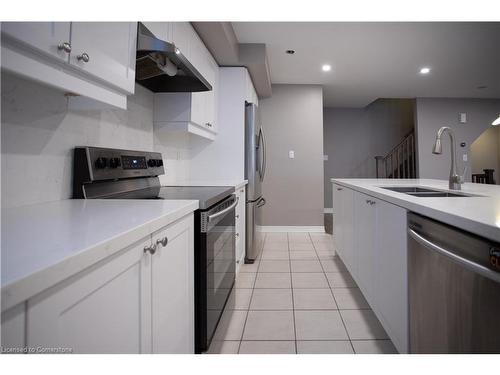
[330,178,500,353]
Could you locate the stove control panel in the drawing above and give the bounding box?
[74,146,165,182]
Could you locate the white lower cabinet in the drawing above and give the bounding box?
[27,237,151,354]
[333,184,408,353]
[3,214,194,354]
[235,186,247,272]
[150,217,194,354]
[353,192,377,306]
[332,184,354,274]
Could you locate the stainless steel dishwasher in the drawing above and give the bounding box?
[408,213,500,353]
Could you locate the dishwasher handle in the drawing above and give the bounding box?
[409,228,500,284]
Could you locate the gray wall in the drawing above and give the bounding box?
[1,74,186,208]
[259,84,324,226]
[323,99,414,207]
[415,98,500,181]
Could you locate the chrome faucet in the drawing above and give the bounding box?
[432,126,466,190]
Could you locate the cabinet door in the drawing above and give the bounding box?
[142,22,172,43]
[235,186,246,269]
[27,237,151,354]
[354,192,377,305]
[341,188,355,275]
[332,184,344,259]
[70,22,137,94]
[171,22,192,59]
[151,215,194,354]
[190,92,206,127]
[205,56,219,131]
[375,201,408,353]
[1,22,71,62]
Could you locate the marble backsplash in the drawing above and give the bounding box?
[1,73,189,208]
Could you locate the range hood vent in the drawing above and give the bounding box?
[135,22,212,93]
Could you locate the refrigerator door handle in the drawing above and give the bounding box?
[259,127,267,181]
[257,197,266,207]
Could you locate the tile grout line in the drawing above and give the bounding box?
[311,232,357,354]
[288,232,298,354]
[237,232,266,354]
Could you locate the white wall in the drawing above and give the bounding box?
[259,84,324,226]
[415,98,500,181]
[1,73,187,208]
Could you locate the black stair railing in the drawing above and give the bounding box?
[375,130,416,179]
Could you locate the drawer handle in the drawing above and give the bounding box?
[144,244,157,255]
[156,237,168,247]
[77,52,90,63]
[58,42,71,53]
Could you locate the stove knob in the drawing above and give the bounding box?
[109,157,121,168]
[147,159,157,167]
[94,157,107,169]
[156,159,164,167]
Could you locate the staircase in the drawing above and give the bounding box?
[375,130,416,179]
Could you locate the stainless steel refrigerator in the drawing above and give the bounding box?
[245,102,266,263]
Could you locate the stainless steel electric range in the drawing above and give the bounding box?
[73,146,236,353]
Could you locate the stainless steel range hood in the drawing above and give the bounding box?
[135,22,212,93]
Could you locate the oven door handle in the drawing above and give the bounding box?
[208,196,239,222]
[408,228,500,284]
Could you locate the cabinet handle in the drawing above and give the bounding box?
[156,236,168,247]
[144,243,157,255]
[58,42,72,53]
[236,214,239,219]
[337,187,343,191]
[366,199,371,204]
[240,189,244,193]
[77,52,90,63]
[370,201,376,205]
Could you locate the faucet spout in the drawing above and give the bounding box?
[433,126,462,190]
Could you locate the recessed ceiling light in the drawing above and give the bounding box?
[322,64,331,72]
[285,50,295,55]
[419,67,431,75]
[492,115,500,126]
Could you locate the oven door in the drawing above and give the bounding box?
[196,195,237,353]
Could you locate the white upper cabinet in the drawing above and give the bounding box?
[1,22,71,62]
[142,22,172,43]
[171,22,192,59]
[153,22,219,140]
[1,22,137,109]
[70,22,137,94]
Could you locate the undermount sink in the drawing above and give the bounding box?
[380,186,477,198]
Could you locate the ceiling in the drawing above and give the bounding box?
[232,22,500,107]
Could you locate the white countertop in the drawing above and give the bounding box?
[331,178,500,242]
[167,180,248,189]
[1,199,198,311]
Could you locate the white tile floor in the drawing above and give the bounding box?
[207,232,398,354]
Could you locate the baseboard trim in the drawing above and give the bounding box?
[324,208,333,214]
[261,226,325,233]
